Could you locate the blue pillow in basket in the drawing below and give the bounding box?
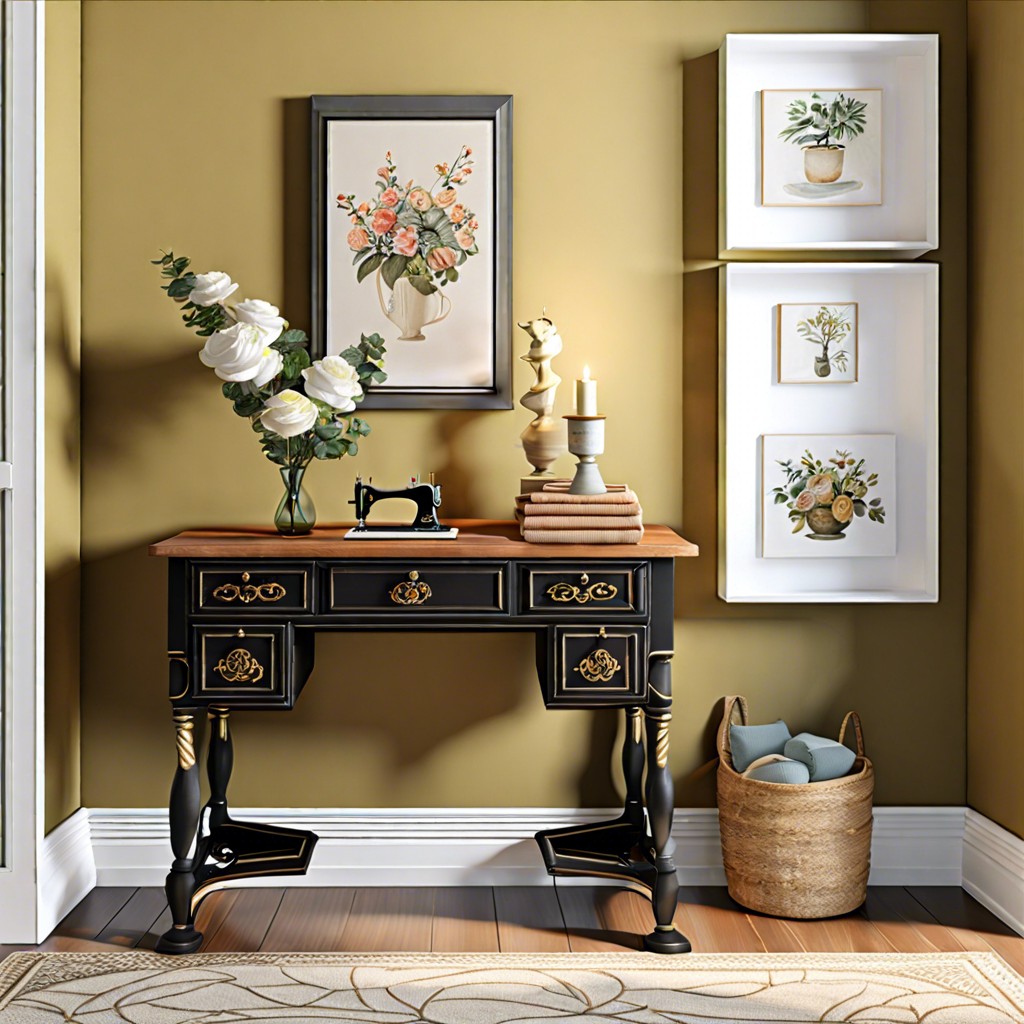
[729,719,791,773]
[784,733,857,781]
[742,754,810,785]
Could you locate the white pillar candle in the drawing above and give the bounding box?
[576,365,598,416]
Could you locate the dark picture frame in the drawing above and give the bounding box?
[311,95,513,410]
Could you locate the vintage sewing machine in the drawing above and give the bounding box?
[345,475,459,539]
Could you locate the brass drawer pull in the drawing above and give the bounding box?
[214,648,265,684]
[389,572,432,605]
[574,649,621,684]
[212,580,287,604]
[547,577,619,605]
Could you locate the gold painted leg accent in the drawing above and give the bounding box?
[654,713,672,769]
[173,713,196,770]
[208,705,229,741]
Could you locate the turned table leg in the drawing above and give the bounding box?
[622,706,645,828]
[156,709,204,954]
[642,652,692,954]
[207,706,233,829]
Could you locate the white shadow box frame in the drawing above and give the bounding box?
[719,34,938,257]
[719,263,938,603]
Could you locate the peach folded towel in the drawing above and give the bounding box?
[520,514,644,529]
[520,501,642,517]
[522,527,644,544]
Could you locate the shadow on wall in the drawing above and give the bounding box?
[45,265,82,831]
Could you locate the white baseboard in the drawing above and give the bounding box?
[869,806,965,885]
[963,808,1024,938]
[87,805,964,889]
[39,809,96,937]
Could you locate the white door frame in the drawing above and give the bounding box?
[0,0,45,943]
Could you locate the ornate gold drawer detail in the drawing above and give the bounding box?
[193,625,289,705]
[195,563,313,614]
[327,562,507,613]
[545,625,646,707]
[522,563,645,615]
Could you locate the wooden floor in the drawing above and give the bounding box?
[2,886,1023,969]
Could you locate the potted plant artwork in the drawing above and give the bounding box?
[797,305,853,378]
[772,448,886,542]
[154,251,387,535]
[778,92,868,185]
[337,147,480,342]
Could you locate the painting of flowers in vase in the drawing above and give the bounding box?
[777,303,858,383]
[761,89,882,206]
[316,97,512,409]
[761,434,896,558]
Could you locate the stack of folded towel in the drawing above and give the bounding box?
[515,480,644,544]
[729,718,857,784]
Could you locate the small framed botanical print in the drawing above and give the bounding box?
[776,302,858,383]
[761,89,882,207]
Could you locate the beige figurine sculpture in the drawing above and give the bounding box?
[517,314,567,492]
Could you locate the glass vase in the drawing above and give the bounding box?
[274,466,316,536]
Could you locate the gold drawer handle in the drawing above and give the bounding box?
[389,572,432,605]
[547,578,619,605]
[214,648,264,684]
[574,649,621,684]
[212,580,287,604]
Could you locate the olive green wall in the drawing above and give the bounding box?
[79,0,969,813]
[966,0,1024,838]
[45,0,82,833]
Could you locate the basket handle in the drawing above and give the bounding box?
[838,711,866,756]
[717,695,750,765]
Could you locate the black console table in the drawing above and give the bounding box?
[150,520,699,954]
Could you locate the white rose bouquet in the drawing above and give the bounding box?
[154,251,388,531]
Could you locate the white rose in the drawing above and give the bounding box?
[301,356,363,412]
[231,298,285,343]
[259,389,318,438]
[189,271,238,307]
[251,346,283,388]
[198,322,276,382]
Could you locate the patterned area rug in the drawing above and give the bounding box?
[1,951,1023,1022]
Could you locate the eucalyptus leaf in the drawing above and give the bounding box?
[356,252,385,283]
[381,254,410,290]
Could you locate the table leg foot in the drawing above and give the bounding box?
[155,925,203,954]
[643,927,692,954]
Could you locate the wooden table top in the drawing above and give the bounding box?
[150,520,699,559]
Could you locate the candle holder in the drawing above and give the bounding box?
[564,414,607,495]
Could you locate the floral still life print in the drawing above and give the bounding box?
[777,302,858,383]
[762,434,897,558]
[324,114,499,397]
[761,89,882,206]
[338,146,480,342]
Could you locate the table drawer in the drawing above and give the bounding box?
[522,563,644,614]
[195,563,313,614]
[544,624,647,707]
[327,562,507,613]
[193,624,289,705]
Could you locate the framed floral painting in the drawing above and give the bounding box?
[311,95,513,409]
[761,433,896,559]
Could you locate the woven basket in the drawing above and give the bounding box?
[717,695,874,919]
